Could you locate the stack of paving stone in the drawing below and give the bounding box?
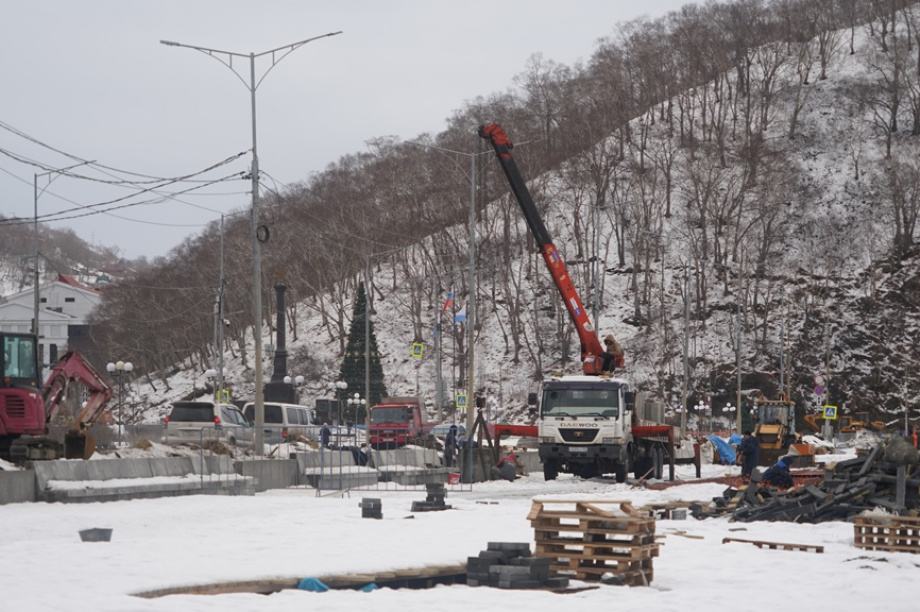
[359,497,382,519]
[410,482,452,512]
[466,542,569,589]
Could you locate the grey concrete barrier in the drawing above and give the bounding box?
[0,470,35,504]
[236,459,299,491]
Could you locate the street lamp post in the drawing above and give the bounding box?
[722,403,735,433]
[697,399,711,433]
[406,141,492,435]
[33,161,93,375]
[327,381,347,425]
[204,368,228,402]
[284,374,305,404]
[161,31,342,455]
[348,393,366,441]
[106,360,133,446]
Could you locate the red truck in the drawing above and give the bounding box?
[368,396,430,448]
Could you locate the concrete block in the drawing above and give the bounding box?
[85,461,107,480]
[134,459,155,478]
[0,470,35,504]
[238,459,298,491]
[32,463,55,490]
[165,457,193,477]
[55,461,88,481]
[149,458,169,477]
[99,460,121,480]
[118,460,141,479]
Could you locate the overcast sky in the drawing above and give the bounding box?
[1,0,690,260]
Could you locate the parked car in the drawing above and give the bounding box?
[242,402,318,444]
[165,401,253,447]
[431,424,466,439]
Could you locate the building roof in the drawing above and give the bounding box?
[56,273,101,294]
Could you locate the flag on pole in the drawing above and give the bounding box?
[454,303,466,324]
[440,289,454,316]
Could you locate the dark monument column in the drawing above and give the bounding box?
[263,284,297,403]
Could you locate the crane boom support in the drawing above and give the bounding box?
[479,123,611,375]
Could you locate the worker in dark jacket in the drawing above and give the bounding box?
[444,424,458,468]
[600,334,624,372]
[762,456,794,489]
[737,430,760,481]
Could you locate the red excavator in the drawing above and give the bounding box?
[1,332,114,461]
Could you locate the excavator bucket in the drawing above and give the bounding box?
[64,431,96,460]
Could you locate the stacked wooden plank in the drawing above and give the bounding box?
[694,438,919,524]
[528,499,659,586]
[854,515,920,554]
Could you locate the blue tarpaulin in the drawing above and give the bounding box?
[728,433,743,445]
[297,578,329,592]
[705,435,737,464]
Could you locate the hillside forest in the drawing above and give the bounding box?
[3,0,920,429]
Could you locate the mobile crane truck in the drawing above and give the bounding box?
[1,332,114,461]
[479,123,673,482]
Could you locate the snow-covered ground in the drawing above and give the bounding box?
[2,451,916,612]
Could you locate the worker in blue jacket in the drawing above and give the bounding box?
[762,456,794,489]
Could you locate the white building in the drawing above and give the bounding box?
[0,274,102,374]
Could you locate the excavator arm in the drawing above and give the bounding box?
[479,123,616,375]
[42,351,114,458]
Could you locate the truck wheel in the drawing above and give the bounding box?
[653,445,665,480]
[633,457,649,479]
[543,461,559,481]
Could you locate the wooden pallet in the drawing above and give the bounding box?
[548,556,654,585]
[854,515,920,554]
[722,537,824,553]
[529,499,659,586]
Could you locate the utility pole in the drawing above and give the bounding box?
[735,251,743,434]
[162,32,341,454]
[681,266,690,436]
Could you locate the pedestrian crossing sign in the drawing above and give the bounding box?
[823,405,837,420]
[411,343,424,358]
[456,393,468,408]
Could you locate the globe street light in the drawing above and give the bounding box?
[347,393,366,439]
[722,403,735,433]
[106,360,133,446]
[284,374,305,403]
[161,31,341,455]
[697,400,711,433]
[205,368,228,402]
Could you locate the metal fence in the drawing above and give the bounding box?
[190,424,477,494]
[46,423,482,494]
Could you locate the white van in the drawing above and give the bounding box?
[165,401,253,447]
[242,402,318,444]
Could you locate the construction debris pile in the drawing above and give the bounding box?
[695,437,920,523]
